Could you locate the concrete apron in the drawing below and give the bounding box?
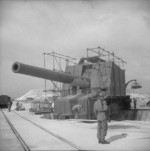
[4,111,77,150]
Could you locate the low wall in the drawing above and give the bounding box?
[42,108,150,121]
[122,109,150,121]
[43,113,54,119]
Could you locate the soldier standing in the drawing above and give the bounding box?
[133,98,137,109]
[8,100,12,112]
[72,104,83,119]
[94,92,110,144]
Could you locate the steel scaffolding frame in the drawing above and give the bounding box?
[43,51,77,96]
[87,46,126,70]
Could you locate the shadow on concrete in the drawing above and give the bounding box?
[107,133,127,142]
[108,124,140,130]
[80,120,97,124]
[138,137,150,140]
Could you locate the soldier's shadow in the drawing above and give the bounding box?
[107,133,127,142]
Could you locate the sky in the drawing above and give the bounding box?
[0,0,150,99]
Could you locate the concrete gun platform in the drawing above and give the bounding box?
[1,109,150,151]
[0,111,24,151]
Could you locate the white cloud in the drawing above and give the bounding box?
[145,76,150,81]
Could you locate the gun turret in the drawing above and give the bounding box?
[12,62,90,88]
[12,47,132,121]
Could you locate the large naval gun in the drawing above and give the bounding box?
[12,54,131,120]
[12,62,90,88]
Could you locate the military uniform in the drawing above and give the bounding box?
[94,96,109,144]
[8,101,12,112]
[72,104,82,119]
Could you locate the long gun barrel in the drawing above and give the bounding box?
[12,62,90,88]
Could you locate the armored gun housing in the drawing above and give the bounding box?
[12,49,131,120]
